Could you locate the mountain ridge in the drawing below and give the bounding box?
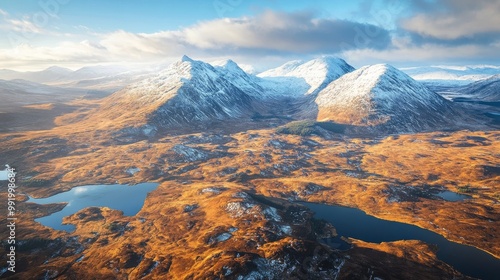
[315,64,462,133]
[87,56,261,134]
[61,56,484,136]
[458,74,500,101]
[258,56,355,95]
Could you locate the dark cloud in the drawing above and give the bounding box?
[405,30,500,47]
[400,0,500,41]
[183,10,392,54]
[3,6,499,69]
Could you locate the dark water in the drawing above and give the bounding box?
[28,183,159,232]
[435,191,471,201]
[301,202,500,280]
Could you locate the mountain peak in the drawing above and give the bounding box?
[96,56,260,131]
[316,63,436,105]
[210,59,241,70]
[43,66,73,74]
[181,55,194,62]
[258,56,354,94]
[342,64,418,93]
[315,63,456,132]
[222,59,239,69]
[315,56,349,66]
[219,60,247,75]
[361,63,400,76]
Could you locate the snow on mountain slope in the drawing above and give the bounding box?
[72,57,484,135]
[258,60,304,77]
[458,74,500,101]
[258,57,355,95]
[401,65,500,86]
[211,60,257,75]
[316,64,459,133]
[212,59,328,98]
[211,59,266,98]
[94,56,259,131]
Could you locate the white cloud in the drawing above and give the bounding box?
[343,40,500,66]
[402,0,500,40]
[0,40,109,69]
[0,10,394,70]
[182,10,391,52]
[0,8,45,35]
[99,30,186,58]
[0,8,63,41]
[1,7,499,71]
[2,17,45,34]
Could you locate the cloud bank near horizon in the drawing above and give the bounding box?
[1,0,499,70]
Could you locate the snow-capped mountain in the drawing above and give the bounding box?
[93,56,263,132]
[457,74,500,101]
[258,56,355,95]
[401,65,500,86]
[316,64,460,133]
[211,59,265,98]
[211,59,257,75]
[74,56,485,136]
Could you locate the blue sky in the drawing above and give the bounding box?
[0,0,499,70]
[0,1,367,33]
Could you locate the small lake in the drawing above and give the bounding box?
[301,202,500,280]
[435,190,471,202]
[28,183,159,232]
[0,169,9,180]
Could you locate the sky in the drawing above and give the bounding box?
[0,0,499,71]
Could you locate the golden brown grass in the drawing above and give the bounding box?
[1,110,498,278]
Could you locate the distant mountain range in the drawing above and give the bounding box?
[401,65,500,86]
[457,74,500,102]
[0,66,73,84]
[68,55,479,136]
[0,79,92,111]
[0,65,152,92]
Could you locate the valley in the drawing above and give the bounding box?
[0,56,499,279]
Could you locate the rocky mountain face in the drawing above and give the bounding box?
[78,56,481,136]
[458,74,500,101]
[315,64,461,133]
[91,56,267,136]
[147,56,259,127]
